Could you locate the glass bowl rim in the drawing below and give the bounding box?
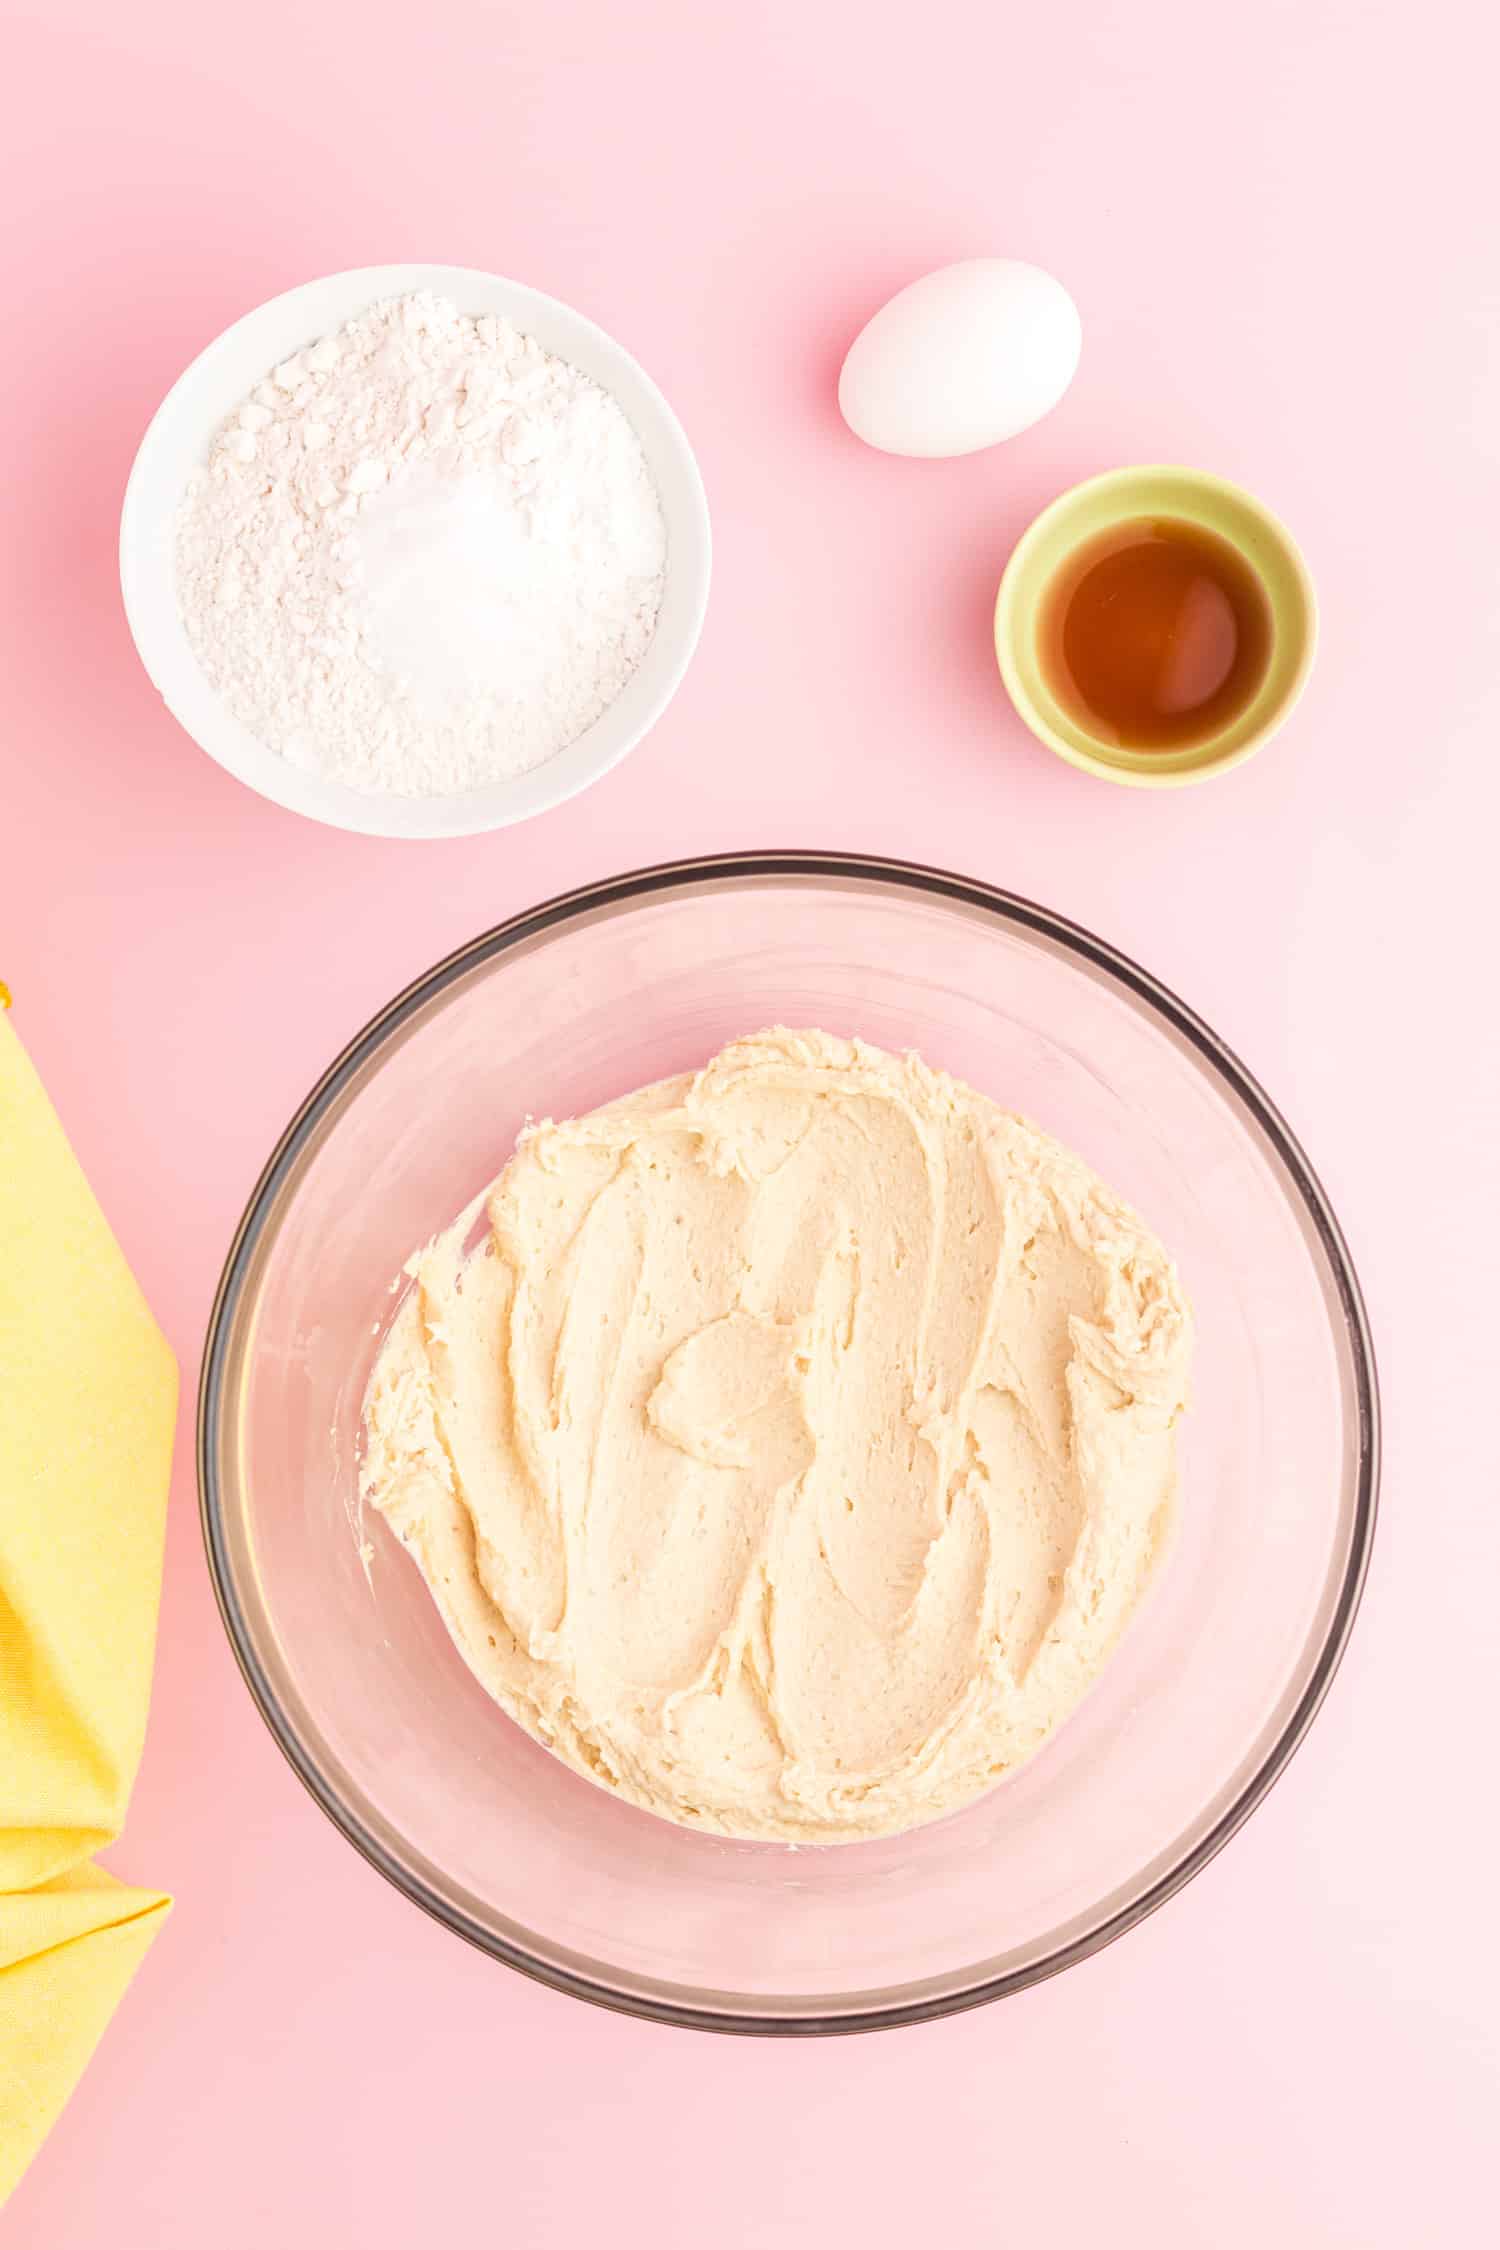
[198,849,1380,2036]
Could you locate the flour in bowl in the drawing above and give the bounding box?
[174,293,667,797]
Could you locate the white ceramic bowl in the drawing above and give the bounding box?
[119,264,711,839]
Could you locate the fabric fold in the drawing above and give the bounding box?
[0,1007,177,2206]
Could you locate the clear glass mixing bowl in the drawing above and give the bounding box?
[199,854,1378,2033]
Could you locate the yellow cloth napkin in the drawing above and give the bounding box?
[0,999,177,2206]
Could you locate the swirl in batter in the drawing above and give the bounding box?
[361,1029,1192,1843]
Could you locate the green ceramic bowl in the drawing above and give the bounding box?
[994,466,1317,788]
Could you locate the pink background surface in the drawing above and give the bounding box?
[4,0,1496,2240]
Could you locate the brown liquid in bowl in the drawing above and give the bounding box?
[1040,518,1273,751]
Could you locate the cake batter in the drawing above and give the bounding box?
[360,1029,1192,1843]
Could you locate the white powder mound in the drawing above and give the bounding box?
[174,293,668,798]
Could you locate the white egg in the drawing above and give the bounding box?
[838,258,1081,459]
